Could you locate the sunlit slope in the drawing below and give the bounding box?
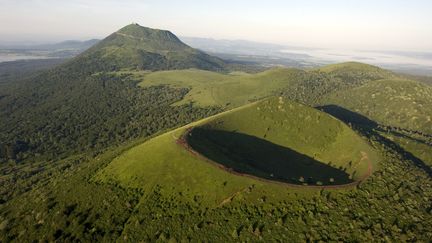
[96,97,378,203]
[186,97,378,184]
[322,78,432,135]
[96,102,280,205]
[138,68,305,107]
[316,62,394,81]
[135,62,396,108]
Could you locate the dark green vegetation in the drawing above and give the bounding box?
[0,25,222,203]
[0,24,227,164]
[0,58,67,83]
[0,71,218,163]
[319,78,432,170]
[78,24,226,72]
[322,78,432,134]
[0,24,431,242]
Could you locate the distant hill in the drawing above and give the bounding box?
[322,78,432,134]
[316,62,395,83]
[135,62,395,108]
[0,24,230,163]
[0,40,100,60]
[75,24,226,72]
[29,39,99,51]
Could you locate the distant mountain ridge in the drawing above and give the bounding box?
[0,39,99,50]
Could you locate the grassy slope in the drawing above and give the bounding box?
[380,132,432,167]
[317,61,392,73]
[134,62,394,108]
[96,98,378,201]
[96,101,285,205]
[316,62,395,85]
[321,78,432,134]
[138,68,304,107]
[191,98,377,181]
[322,72,432,170]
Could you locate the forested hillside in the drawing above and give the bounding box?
[78,24,226,72]
[0,24,228,164]
[0,24,431,242]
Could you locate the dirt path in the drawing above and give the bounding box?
[217,187,250,207]
[351,152,364,172]
[116,32,150,41]
[171,132,179,140]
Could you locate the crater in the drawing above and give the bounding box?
[179,98,376,187]
[186,128,353,186]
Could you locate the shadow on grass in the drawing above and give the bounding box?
[317,105,432,177]
[187,128,353,186]
[317,105,431,144]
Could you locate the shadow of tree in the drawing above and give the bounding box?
[187,127,353,186]
[317,105,432,177]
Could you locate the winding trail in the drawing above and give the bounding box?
[217,187,251,207]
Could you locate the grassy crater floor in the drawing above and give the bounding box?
[183,97,377,186]
[185,128,354,186]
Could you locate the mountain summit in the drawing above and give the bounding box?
[76,23,226,72]
[112,24,191,52]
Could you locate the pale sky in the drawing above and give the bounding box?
[1,0,431,51]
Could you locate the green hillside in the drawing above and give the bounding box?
[188,98,377,183]
[77,24,226,72]
[322,78,432,134]
[316,61,395,83]
[74,97,432,242]
[138,68,304,107]
[97,97,377,189]
[319,78,432,173]
[93,98,381,240]
[132,62,395,108]
[0,24,229,164]
[1,22,432,242]
[2,62,432,242]
[317,61,391,73]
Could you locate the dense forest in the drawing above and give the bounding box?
[0,58,66,83]
[0,58,221,163]
[0,24,431,242]
[0,57,221,204]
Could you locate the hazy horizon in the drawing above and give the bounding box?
[1,0,431,52]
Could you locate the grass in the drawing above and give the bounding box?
[321,78,432,135]
[95,101,286,207]
[3,61,432,242]
[137,68,304,107]
[380,132,432,167]
[187,128,355,185]
[316,61,393,74]
[129,62,394,108]
[187,97,378,184]
[96,97,378,204]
